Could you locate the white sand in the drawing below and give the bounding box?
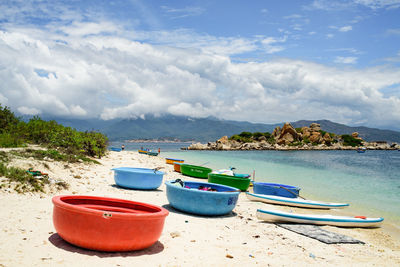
[0,149,399,267]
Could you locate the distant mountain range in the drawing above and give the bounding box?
[35,115,400,143]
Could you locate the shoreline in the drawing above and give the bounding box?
[1,149,399,266]
[184,143,400,151]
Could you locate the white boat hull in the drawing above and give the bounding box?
[256,209,383,227]
[246,192,349,209]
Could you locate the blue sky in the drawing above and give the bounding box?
[0,0,400,130]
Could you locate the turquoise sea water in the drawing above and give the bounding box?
[111,142,400,226]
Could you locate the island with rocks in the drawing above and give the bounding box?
[186,122,400,151]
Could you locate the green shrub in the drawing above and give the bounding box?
[341,134,363,147]
[263,132,271,138]
[253,132,264,139]
[0,105,20,134]
[229,134,242,141]
[0,133,25,147]
[239,131,253,138]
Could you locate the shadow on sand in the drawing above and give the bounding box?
[162,204,237,219]
[48,234,164,257]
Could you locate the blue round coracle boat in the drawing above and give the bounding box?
[112,167,164,190]
[165,180,240,216]
[253,182,300,198]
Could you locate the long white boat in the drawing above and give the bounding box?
[246,192,349,209]
[256,209,384,227]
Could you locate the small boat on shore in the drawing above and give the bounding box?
[110,147,122,152]
[52,195,169,251]
[208,173,251,191]
[246,192,349,209]
[173,162,183,172]
[180,164,212,179]
[138,149,158,156]
[112,167,164,190]
[165,180,240,216]
[357,147,366,153]
[165,158,184,165]
[253,182,300,198]
[256,208,383,227]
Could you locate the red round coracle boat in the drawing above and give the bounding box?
[52,195,169,252]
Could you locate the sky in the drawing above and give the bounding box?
[0,0,400,130]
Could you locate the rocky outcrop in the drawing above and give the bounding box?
[310,123,321,131]
[276,123,300,145]
[217,136,229,144]
[186,122,399,151]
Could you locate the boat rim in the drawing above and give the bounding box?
[165,180,240,194]
[52,195,169,219]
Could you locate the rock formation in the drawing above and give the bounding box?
[186,122,399,151]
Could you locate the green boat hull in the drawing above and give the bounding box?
[208,173,251,191]
[180,164,212,179]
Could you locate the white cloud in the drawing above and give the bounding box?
[334,56,358,64]
[306,0,400,10]
[17,106,40,115]
[1,27,400,129]
[261,36,287,54]
[386,28,400,35]
[161,6,205,19]
[339,26,353,32]
[354,0,400,9]
[0,2,400,129]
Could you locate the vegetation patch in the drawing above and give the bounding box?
[229,131,272,143]
[0,104,106,193]
[0,162,68,193]
[0,105,108,158]
[10,149,100,164]
[341,134,363,147]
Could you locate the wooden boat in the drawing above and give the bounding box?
[165,180,240,216]
[256,208,383,227]
[253,182,300,198]
[180,164,212,179]
[165,158,184,165]
[246,192,349,209]
[208,173,251,191]
[357,147,366,153]
[138,149,158,156]
[52,195,169,251]
[112,167,164,190]
[173,162,183,172]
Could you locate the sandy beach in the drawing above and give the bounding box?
[1,149,399,267]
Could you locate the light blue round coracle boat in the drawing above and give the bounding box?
[165,180,240,216]
[112,167,164,190]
